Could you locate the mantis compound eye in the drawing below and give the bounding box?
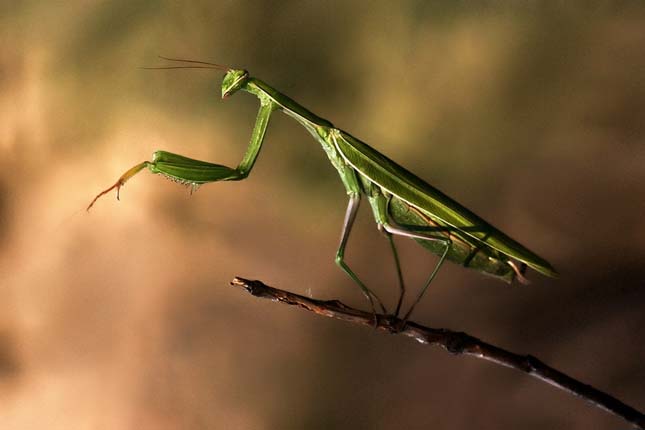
[222,69,249,98]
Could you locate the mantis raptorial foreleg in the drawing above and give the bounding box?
[87,100,276,211]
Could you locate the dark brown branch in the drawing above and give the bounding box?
[231,277,644,429]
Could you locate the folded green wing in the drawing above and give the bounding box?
[333,130,557,278]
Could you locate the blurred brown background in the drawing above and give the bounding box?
[1,2,644,429]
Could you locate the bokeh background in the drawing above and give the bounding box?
[1,2,644,429]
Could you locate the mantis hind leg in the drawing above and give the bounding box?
[381,223,452,323]
[385,232,406,317]
[336,194,387,316]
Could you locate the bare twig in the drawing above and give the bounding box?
[231,277,644,429]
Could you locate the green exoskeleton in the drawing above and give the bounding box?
[88,57,558,321]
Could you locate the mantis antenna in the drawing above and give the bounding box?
[142,56,232,71]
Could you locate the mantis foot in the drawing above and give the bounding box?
[87,161,149,211]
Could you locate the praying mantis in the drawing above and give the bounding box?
[88,57,558,321]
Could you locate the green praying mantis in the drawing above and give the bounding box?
[88,57,557,322]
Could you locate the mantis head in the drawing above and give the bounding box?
[221,69,249,98]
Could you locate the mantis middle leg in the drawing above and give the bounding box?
[335,194,387,315]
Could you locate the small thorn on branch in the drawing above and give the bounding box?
[230,276,645,429]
